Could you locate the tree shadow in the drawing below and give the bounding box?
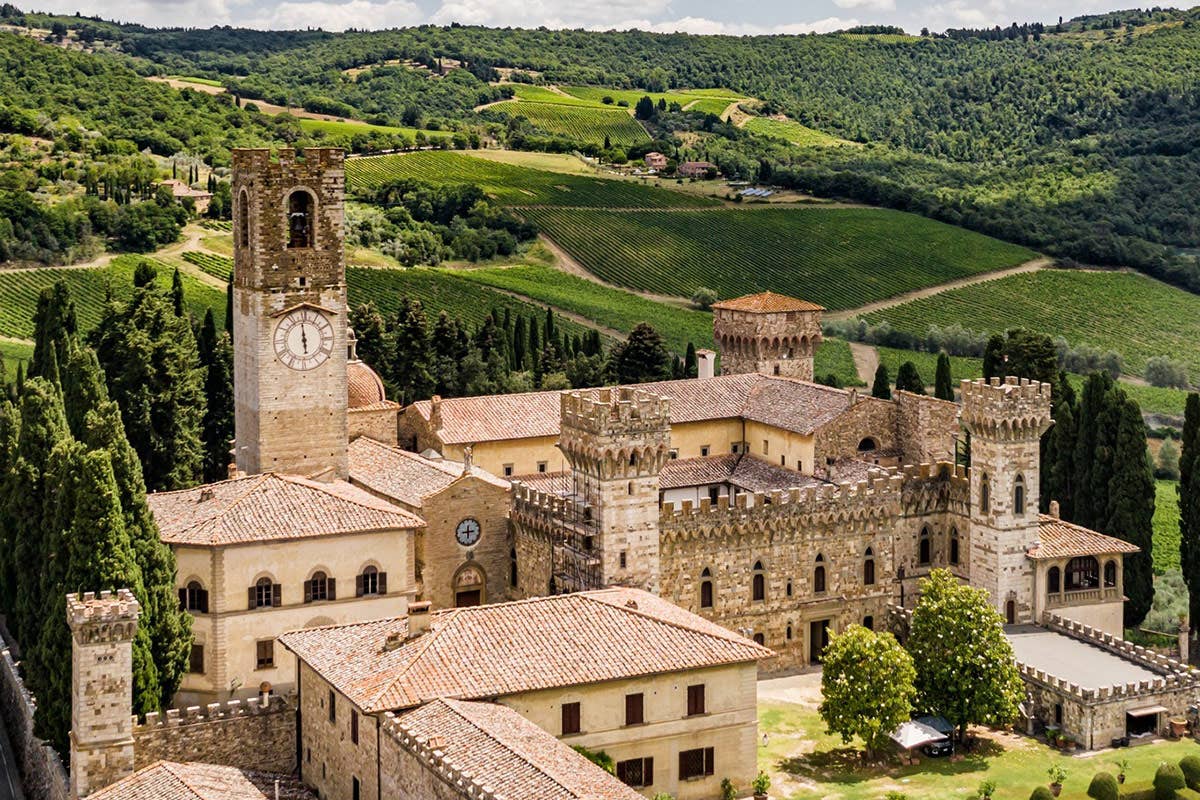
[775,737,1003,787]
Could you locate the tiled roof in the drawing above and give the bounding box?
[659,454,822,492]
[395,699,643,800]
[89,761,314,800]
[280,587,771,712]
[411,373,853,445]
[348,437,507,508]
[148,473,424,546]
[711,291,825,313]
[347,360,392,409]
[1027,515,1141,559]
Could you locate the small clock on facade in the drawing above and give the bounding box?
[274,307,334,370]
[456,518,481,547]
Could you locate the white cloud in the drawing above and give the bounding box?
[833,0,895,12]
[242,0,421,30]
[429,0,672,29]
[633,15,859,34]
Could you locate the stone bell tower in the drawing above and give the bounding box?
[960,377,1053,624]
[68,589,139,798]
[558,388,672,592]
[712,292,824,381]
[231,148,348,480]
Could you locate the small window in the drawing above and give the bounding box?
[700,445,710,457]
[1104,560,1117,588]
[1005,600,1016,625]
[980,472,991,513]
[669,449,678,460]
[255,639,274,670]
[786,623,793,640]
[537,461,548,473]
[751,560,765,602]
[950,529,960,566]
[863,615,874,630]
[352,777,360,800]
[180,580,209,613]
[1014,474,1026,516]
[753,632,765,645]
[328,690,336,723]
[762,439,769,456]
[619,551,627,569]
[785,579,793,597]
[250,577,279,610]
[351,709,359,745]
[679,747,715,780]
[357,566,385,597]
[687,684,705,717]
[510,547,519,588]
[189,644,204,674]
[814,554,826,594]
[918,528,931,566]
[616,757,654,788]
[561,702,581,735]
[287,190,312,249]
[503,464,514,477]
[781,455,786,466]
[625,693,644,726]
[700,567,714,609]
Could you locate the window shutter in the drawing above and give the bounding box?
[199,589,209,614]
[378,572,387,595]
[272,583,282,607]
[303,580,312,604]
[645,758,653,786]
[355,574,364,597]
[704,747,714,776]
[678,752,686,779]
[327,578,336,601]
[249,586,257,609]
[178,588,187,609]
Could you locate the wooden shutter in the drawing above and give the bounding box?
[327,578,336,601]
[198,589,209,614]
[272,583,282,607]
[355,574,364,597]
[561,702,580,735]
[704,747,714,776]
[377,572,387,595]
[248,586,257,609]
[351,710,359,745]
[303,580,312,604]
[178,588,187,609]
[625,693,643,726]
[644,758,653,786]
[687,684,705,716]
[678,751,691,780]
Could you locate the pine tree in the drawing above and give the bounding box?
[608,323,671,384]
[197,310,234,483]
[30,282,77,381]
[895,361,925,395]
[982,334,1005,381]
[1105,397,1156,627]
[171,268,185,317]
[934,352,954,401]
[871,364,891,400]
[1181,394,1200,629]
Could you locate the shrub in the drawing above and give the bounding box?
[1181,755,1200,789]
[1146,355,1191,388]
[570,745,614,774]
[1156,762,1187,800]
[1048,763,1068,786]
[884,793,909,800]
[720,778,736,800]
[752,772,771,795]
[691,286,718,310]
[978,779,997,799]
[1030,787,1055,800]
[1087,771,1120,800]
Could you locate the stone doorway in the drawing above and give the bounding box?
[809,620,830,664]
[455,589,482,607]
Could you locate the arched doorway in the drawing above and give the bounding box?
[453,564,486,607]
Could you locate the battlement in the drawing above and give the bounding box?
[67,589,140,630]
[382,711,501,800]
[231,147,344,176]
[133,695,292,732]
[560,388,671,437]
[960,376,1053,439]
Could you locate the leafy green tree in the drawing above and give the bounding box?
[934,352,954,401]
[608,323,671,384]
[1003,329,1058,385]
[196,309,234,483]
[871,364,891,400]
[819,625,916,758]
[895,361,925,395]
[690,287,717,310]
[1182,394,1200,632]
[635,95,655,120]
[907,569,1024,742]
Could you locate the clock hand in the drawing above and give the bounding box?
[301,325,309,354]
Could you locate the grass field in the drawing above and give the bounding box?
[744,117,855,147]
[165,75,224,87]
[296,117,451,140]
[522,206,1037,309]
[865,270,1200,380]
[345,151,719,208]
[486,100,649,147]
[0,339,32,372]
[1063,373,1190,419]
[1153,479,1181,574]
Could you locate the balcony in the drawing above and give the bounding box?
[1046,586,1121,607]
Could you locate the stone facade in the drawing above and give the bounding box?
[377,719,471,800]
[297,663,377,800]
[0,640,69,800]
[713,303,822,381]
[348,406,399,445]
[231,148,349,480]
[132,696,296,774]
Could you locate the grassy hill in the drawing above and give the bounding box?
[485,100,649,147]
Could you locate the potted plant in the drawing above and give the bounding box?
[977,779,996,799]
[1048,764,1067,797]
[752,771,771,800]
[1111,758,1129,784]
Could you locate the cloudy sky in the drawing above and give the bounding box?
[28,0,1126,35]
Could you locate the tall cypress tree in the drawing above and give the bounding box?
[1072,373,1114,530]
[62,347,109,440]
[982,334,1005,381]
[197,310,234,483]
[30,282,77,381]
[0,400,19,627]
[685,342,698,379]
[934,352,954,401]
[871,364,891,400]
[1105,397,1156,627]
[1180,394,1200,630]
[895,361,925,395]
[389,297,433,405]
[1043,377,1078,517]
[170,268,185,317]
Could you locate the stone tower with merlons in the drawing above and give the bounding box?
[558,388,672,592]
[711,291,824,381]
[231,148,348,480]
[960,377,1053,624]
[68,589,139,799]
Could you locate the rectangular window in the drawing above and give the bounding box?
[678,747,714,780]
[503,464,514,477]
[687,684,706,717]
[188,644,204,674]
[700,445,710,457]
[616,757,654,788]
[625,693,644,726]
[351,709,359,745]
[619,551,627,569]
[255,639,274,669]
[537,461,548,473]
[328,690,336,724]
[781,455,786,466]
[762,439,769,455]
[561,702,581,735]
[669,449,678,459]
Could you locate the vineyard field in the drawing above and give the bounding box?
[875,346,982,387]
[523,207,1037,309]
[486,100,648,147]
[685,98,737,116]
[345,152,718,208]
[744,117,854,147]
[0,340,32,371]
[183,251,233,280]
[559,85,744,108]
[817,338,864,388]
[296,118,451,140]
[864,270,1200,379]
[506,85,598,105]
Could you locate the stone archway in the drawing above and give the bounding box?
[453,564,487,607]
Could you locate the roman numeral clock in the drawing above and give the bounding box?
[274,307,335,371]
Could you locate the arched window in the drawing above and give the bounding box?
[1066,556,1100,591]
[1047,566,1061,594]
[357,565,384,597]
[287,190,313,248]
[785,579,793,597]
[1104,560,1117,588]
[751,560,765,602]
[857,437,878,452]
[253,577,274,610]
[510,548,519,588]
[980,473,990,513]
[863,615,874,630]
[863,547,875,586]
[304,570,332,603]
[918,527,931,566]
[814,554,826,594]
[182,580,208,613]
[700,568,713,609]
[786,623,793,640]
[949,528,960,566]
[753,632,766,645]
[237,190,249,249]
[1014,474,1026,516]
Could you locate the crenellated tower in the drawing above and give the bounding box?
[558,388,672,592]
[231,147,348,480]
[712,292,824,381]
[68,589,140,798]
[960,377,1053,624]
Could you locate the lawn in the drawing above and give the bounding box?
[759,691,1200,800]
[744,117,856,147]
[875,347,982,389]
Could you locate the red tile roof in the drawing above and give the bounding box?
[148,473,423,547]
[89,761,314,800]
[348,437,507,508]
[659,454,823,492]
[280,588,770,712]
[1027,515,1141,559]
[347,360,391,409]
[394,699,643,800]
[711,291,825,313]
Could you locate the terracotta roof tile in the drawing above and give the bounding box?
[348,437,507,508]
[658,454,822,492]
[711,291,825,313]
[1028,515,1141,559]
[347,360,392,409]
[148,473,423,547]
[395,699,643,800]
[280,588,770,712]
[89,761,314,800]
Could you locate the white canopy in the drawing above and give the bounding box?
[890,720,949,750]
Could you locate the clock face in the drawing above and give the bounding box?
[274,308,334,371]
[456,518,481,547]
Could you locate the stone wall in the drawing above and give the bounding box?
[509,485,560,598]
[348,407,399,446]
[379,714,489,800]
[132,695,296,774]
[0,644,68,800]
[894,391,959,465]
[812,395,897,467]
[419,474,512,610]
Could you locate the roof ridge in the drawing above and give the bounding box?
[158,761,209,800]
[369,607,463,710]
[279,473,419,519]
[186,472,274,544]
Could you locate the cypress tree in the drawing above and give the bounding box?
[982,334,1005,381]
[0,400,19,625]
[1105,397,1155,627]
[62,347,109,440]
[132,259,157,288]
[171,268,185,317]
[197,310,234,483]
[871,364,891,400]
[349,303,388,372]
[389,297,433,405]
[513,315,527,371]
[685,342,698,379]
[895,361,925,395]
[934,352,954,401]
[1180,394,1200,629]
[1072,373,1114,530]
[430,312,464,397]
[30,282,77,381]
[1043,377,1077,517]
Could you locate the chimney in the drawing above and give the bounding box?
[408,601,433,638]
[696,349,716,380]
[462,444,473,476]
[199,487,215,502]
[1049,500,1060,519]
[430,395,443,431]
